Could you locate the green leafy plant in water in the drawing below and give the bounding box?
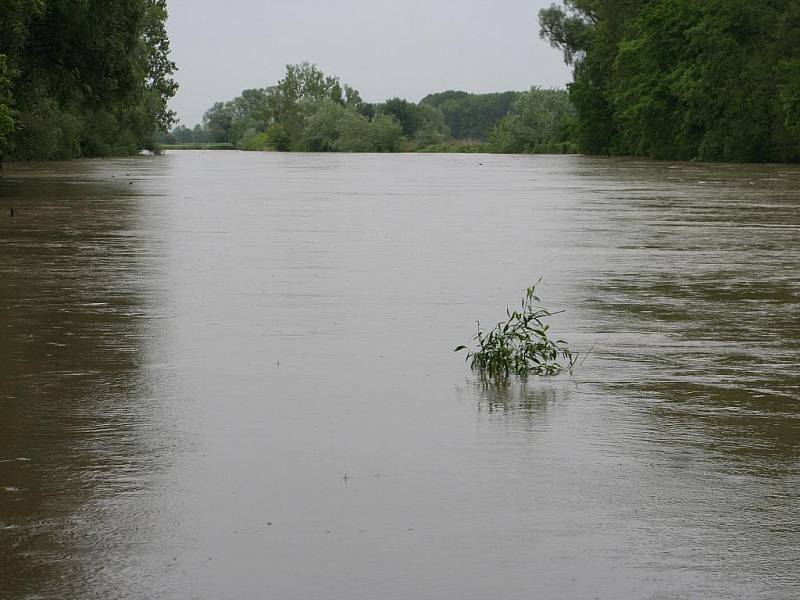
[455,281,577,379]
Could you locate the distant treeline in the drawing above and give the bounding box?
[0,0,177,163]
[541,0,800,162]
[159,63,577,154]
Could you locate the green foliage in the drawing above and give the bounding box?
[10,96,82,160]
[202,102,233,143]
[541,0,800,162]
[489,88,577,153]
[238,129,270,151]
[187,63,571,155]
[162,125,193,144]
[413,104,449,145]
[274,62,345,106]
[421,91,521,140]
[143,0,178,132]
[455,283,576,379]
[300,99,348,151]
[344,114,404,153]
[198,88,273,147]
[414,140,489,153]
[161,143,235,150]
[375,98,419,137]
[269,62,350,149]
[299,99,404,153]
[0,0,177,161]
[187,64,406,154]
[0,54,15,157]
[264,123,291,151]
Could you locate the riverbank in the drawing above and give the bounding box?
[160,143,236,150]
[157,140,577,155]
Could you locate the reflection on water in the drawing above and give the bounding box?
[1,153,798,599]
[463,374,573,419]
[0,162,176,599]
[474,379,568,414]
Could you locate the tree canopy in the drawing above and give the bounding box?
[169,63,406,153]
[420,91,521,140]
[169,64,577,155]
[0,0,177,162]
[541,0,800,162]
[489,88,577,154]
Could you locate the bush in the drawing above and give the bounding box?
[301,100,347,151]
[361,114,404,152]
[488,88,576,154]
[414,126,447,147]
[297,100,404,153]
[11,98,85,160]
[238,128,270,151]
[414,140,489,153]
[264,123,291,151]
[335,115,376,152]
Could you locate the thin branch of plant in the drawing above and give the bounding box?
[455,281,577,379]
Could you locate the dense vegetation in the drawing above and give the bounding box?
[160,63,577,154]
[541,0,800,162]
[5,2,797,163]
[420,91,521,141]
[0,0,177,163]
[489,88,578,153]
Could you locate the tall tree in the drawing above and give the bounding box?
[420,91,521,140]
[541,0,800,162]
[0,0,177,161]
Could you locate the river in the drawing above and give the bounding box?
[1,151,798,599]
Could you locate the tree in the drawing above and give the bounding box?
[538,0,627,154]
[413,104,448,145]
[268,62,349,148]
[540,0,800,162]
[0,55,14,160]
[489,88,576,153]
[203,102,232,143]
[300,99,348,151]
[0,0,178,161]
[142,0,179,134]
[337,113,403,152]
[420,91,521,140]
[376,98,421,137]
[299,98,404,153]
[192,123,206,143]
[216,88,273,146]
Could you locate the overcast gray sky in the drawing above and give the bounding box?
[165,0,572,126]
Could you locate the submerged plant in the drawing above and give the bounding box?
[455,282,577,379]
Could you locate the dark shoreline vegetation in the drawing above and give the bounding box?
[157,64,578,155]
[161,143,235,151]
[540,0,800,163]
[2,1,799,163]
[0,0,177,164]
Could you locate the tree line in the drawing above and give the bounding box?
[541,0,800,162]
[159,63,577,154]
[4,2,798,163]
[0,0,177,163]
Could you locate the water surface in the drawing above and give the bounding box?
[1,152,798,599]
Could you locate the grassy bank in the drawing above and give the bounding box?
[158,139,579,155]
[413,140,490,153]
[162,143,236,150]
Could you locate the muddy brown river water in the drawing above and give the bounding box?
[1,151,798,599]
